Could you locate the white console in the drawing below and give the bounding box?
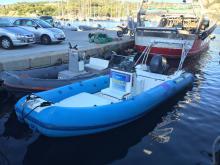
[101,69,136,100]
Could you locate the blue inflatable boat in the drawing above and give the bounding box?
[15,49,194,137]
[15,59,194,137]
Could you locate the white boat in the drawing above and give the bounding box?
[135,0,217,58]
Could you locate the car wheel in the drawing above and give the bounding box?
[117,31,123,37]
[1,37,13,49]
[41,35,51,45]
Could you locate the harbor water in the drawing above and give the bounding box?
[0,27,220,165]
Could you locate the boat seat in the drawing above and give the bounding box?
[55,92,112,107]
[85,58,109,71]
[101,88,130,100]
[100,69,134,100]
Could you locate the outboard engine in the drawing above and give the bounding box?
[118,59,134,72]
[149,55,167,74]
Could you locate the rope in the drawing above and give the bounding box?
[134,46,148,66]
[21,101,52,122]
[134,42,154,66]
[21,94,40,121]
[21,94,52,122]
[143,43,154,65]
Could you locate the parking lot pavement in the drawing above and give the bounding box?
[0,29,133,71]
[0,29,119,60]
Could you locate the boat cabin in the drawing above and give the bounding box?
[135,0,217,57]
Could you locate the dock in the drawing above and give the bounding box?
[0,30,134,71]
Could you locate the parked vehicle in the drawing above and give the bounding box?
[78,24,103,31]
[116,17,136,37]
[116,25,134,37]
[39,16,54,26]
[12,18,65,44]
[0,17,35,49]
[54,21,63,29]
[64,23,78,31]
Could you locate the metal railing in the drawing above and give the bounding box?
[134,40,191,71]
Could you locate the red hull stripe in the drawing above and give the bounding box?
[135,40,210,58]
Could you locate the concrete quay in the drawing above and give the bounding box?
[0,30,134,71]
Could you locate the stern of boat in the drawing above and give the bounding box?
[135,28,196,58]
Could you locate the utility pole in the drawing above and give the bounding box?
[111,2,113,18]
[89,0,91,18]
[61,0,64,18]
[116,3,118,18]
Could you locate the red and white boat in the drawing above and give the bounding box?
[135,0,217,59]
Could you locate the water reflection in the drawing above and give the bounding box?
[21,91,189,165]
[0,52,202,165]
[3,112,33,140]
[149,110,183,144]
[0,98,38,165]
[0,88,11,106]
[0,150,9,165]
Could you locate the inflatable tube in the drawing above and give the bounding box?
[15,72,194,137]
[1,64,108,98]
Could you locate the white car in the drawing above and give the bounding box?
[13,18,65,44]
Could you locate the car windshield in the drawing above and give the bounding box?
[34,19,52,28]
[41,18,53,25]
[40,16,53,22]
[0,19,14,27]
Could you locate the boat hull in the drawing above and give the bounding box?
[135,37,210,59]
[135,23,217,59]
[1,64,108,98]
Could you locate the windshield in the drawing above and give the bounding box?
[141,2,195,15]
[0,18,14,27]
[40,16,53,23]
[41,18,53,25]
[34,19,52,28]
[138,0,200,29]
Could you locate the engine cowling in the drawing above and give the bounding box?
[149,55,168,74]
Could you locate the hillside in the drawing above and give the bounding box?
[204,0,220,24]
[0,0,219,23]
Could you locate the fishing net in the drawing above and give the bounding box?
[88,33,113,44]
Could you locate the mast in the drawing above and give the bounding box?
[61,0,64,18]
[195,0,205,33]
